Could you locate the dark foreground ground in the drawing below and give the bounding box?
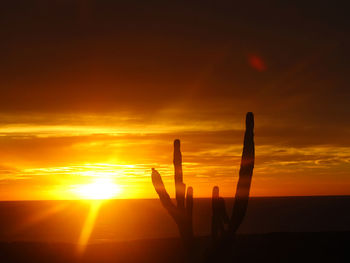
[0,231,349,263]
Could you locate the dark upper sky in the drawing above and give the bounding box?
[1,1,349,114]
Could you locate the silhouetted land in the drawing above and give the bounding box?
[0,232,349,262]
[1,197,350,243]
[0,197,350,262]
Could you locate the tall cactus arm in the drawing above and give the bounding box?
[174,139,186,209]
[229,112,255,234]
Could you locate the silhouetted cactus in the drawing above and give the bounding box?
[211,112,255,238]
[211,186,229,241]
[151,139,193,250]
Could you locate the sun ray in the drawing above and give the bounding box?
[77,200,102,255]
[11,203,68,234]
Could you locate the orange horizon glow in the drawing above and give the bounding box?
[0,113,350,201]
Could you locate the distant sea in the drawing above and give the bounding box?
[0,196,349,243]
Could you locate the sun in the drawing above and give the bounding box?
[71,177,122,253]
[73,177,122,200]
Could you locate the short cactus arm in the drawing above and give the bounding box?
[151,168,177,218]
[186,187,193,227]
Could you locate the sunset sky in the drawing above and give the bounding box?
[0,1,349,200]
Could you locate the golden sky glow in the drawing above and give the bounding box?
[0,111,350,200]
[1,1,350,200]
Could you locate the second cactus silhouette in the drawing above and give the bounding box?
[151,112,255,257]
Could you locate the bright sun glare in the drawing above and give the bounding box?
[73,178,121,200]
